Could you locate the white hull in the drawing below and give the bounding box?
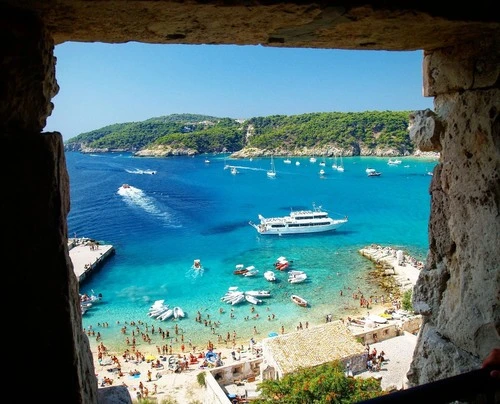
[250,204,347,235]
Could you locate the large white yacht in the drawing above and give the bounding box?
[249,204,347,235]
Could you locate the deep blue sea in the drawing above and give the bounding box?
[67,152,437,351]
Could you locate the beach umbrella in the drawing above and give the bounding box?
[145,354,156,361]
[268,331,278,337]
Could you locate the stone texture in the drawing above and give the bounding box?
[1,2,499,403]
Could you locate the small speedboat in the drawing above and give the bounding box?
[234,264,248,275]
[291,294,308,307]
[244,294,262,305]
[288,273,308,283]
[243,266,258,276]
[264,270,276,282]
[245,290,271,298]
[173,306,185,319]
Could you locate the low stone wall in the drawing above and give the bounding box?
[204,358,263,403]
[351,316,422,346]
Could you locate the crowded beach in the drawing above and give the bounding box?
[80,243,424,402]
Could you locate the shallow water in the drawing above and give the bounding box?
[68,152,437,351]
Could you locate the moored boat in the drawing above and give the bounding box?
[249,203,347,235]
[264,270,276,282]
[288,272,308,283]
[291,294,308,307]
[245,290,271,298]
[234,264,248,275]
[274,257,290,270]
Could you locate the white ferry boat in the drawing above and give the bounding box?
[249,204,348,235]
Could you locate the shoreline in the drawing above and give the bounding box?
[83,243,424,401]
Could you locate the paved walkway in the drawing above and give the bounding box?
[355,331,418,391]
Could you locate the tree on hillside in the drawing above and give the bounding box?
[253,361,385,404]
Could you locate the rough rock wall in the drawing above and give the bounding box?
[1,7,99,403]
[408,38,500,385]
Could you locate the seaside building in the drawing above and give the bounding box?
[260,321,366,379]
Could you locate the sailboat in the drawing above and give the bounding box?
[267,156,277,178]
[332,153,338,169]
[336,155,345,172]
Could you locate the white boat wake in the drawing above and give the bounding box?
[117,184,180,227]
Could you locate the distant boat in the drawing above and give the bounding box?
[336,155,345,172]
[319,158,326,167]
[388,158,402,165]
[367,171,382,177]
[309,156,317,163]
[295,161,301,166]
[204,159,210,164]
[230,166,238,175]
[291,294,308,307]
[319,169,326,176]
[284,157,292,164]
[267,156,277,178]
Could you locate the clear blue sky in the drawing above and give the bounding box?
[45,42,433,141]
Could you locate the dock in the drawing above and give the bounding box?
[68,238,115,282]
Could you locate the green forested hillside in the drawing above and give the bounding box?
[64,111,415,155]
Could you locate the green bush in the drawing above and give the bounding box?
[402,289,413,311]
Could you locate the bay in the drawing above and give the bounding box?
[67,152,437,350]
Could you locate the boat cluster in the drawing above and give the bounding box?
[148,299,185,321]
[220,287,271,306]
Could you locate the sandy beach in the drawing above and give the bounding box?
[81,243,424,402]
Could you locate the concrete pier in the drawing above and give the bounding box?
[69,238,115,282]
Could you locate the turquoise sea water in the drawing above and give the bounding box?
[68,152,437,352]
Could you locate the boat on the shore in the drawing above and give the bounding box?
[291,294,308,307]
[249,204,348,235]
[173,306,185,319]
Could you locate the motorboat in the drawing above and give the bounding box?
[291,294,308,307]
[244,294,262,304]
[388,158,402,165]
[234,264,248,275]
[157,308,174,321]
[173,306,185,319]
[366,167,376,174]
[192,259,202,270]
[319,169,326,176]
[230,293,246,305]
[243,265,259,277]
[249,203,348,235]
[245,290,271,298]
[367,171,382,177]
[284,158,291,164]
[230,166,238,175]
[264,270,276,282]
[288,272,308,283]
[221,291,241,303]
[274,257,289,271]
